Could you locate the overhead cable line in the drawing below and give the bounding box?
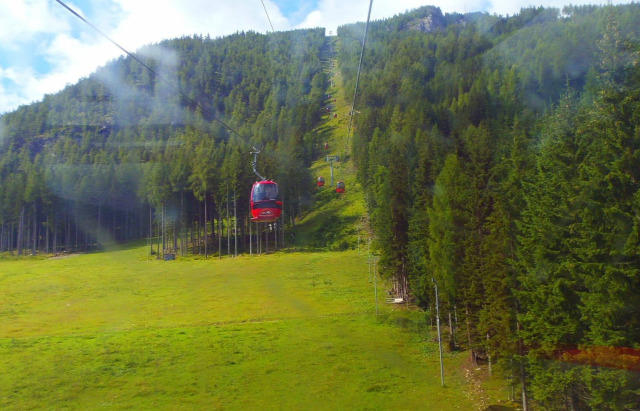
[54,0,259,152]
[254,0,280,181]
[260,0,275,33]
[345,0,374,154]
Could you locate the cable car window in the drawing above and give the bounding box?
[253,183,278,201]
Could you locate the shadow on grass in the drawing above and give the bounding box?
[101,239,149,252]
[0,239,149,260]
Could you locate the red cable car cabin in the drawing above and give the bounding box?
[250,180,282,223]
[317,176,325,187]
[336,181,345,193]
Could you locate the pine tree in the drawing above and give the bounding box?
[428,153,472,347]
[514,89,590,408]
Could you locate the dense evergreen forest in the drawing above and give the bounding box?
[0,29,326,256]
[339,4,640,410]
[1,3,639,409]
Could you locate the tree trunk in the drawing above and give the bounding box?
[281,190,285,246]
[11,220,15,254]
[17,205,25,256]
[32,204,37,255]
[517,319,529,411]
[53,216,57,255]
[65,206,70,251]
[204,197,208,258]
[234,190,237,257]
[45,216,49,254]
[448,309,457,350]
[218,214,222,259]
[149,206,153,257]
[226,191,230,257]
[180,192,185,256]
[454,305,459,332]
[173,213,178,254]
[197,207,201,255]
[97,202,102,249]
[25,211,31,254]
[162,203,166,257]
[190,215,194,253]
[75,202,78,252]
[156,218,161,259]
[487,332,492,375]
[465,304,476,365]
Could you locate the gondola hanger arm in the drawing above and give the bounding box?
[251,150,267,181]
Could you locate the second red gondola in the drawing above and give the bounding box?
[336,181,345,193]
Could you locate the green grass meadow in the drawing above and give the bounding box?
[1,246,485,409]
[293,55,368,252]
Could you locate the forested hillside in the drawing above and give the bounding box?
[339,4,640,409]
[0,29,326,255]
[1,3,640,408]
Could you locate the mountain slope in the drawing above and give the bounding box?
[293,37,368,251]
[0,29,328,255]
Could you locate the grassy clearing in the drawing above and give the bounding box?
[293,51,368,251]
[0,245,491,409]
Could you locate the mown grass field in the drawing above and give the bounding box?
[0,246,491,409]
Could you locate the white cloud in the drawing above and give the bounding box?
[0,67,35,111]
[296,0,371,33]
[0,30,122,113]
[0,0,69,45]
[110,0,289,48]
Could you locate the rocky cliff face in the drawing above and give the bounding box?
[403,7,446,33]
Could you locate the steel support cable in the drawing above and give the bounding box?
[260,0,275,33]
[345,0,374,157]
[255,0,278,181]
[54,0,259,154]
[254,0,281,181]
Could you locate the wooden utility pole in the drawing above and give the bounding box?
[433,278,445,387]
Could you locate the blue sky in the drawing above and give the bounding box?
[273,0,320,25]
[0,0,632,114]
